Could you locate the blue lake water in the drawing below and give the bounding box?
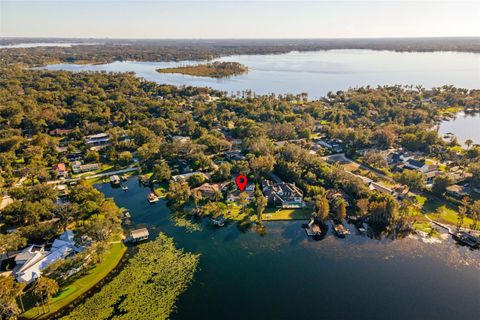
[439,112,480,145]
[43,50,480,98]
[96,180,480,320]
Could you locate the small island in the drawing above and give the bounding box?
[157,61,248,78]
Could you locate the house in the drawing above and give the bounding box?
[72,161,100,174]
[67,151,83,162]
[315,138,344,154]
[226,181,255,202]
[226,189,255,202]
[172,136,190,144]
[224,150,246,161]
[55,146,68,154]
[425,170,442,185]
[56,184,68,197]
[404,159,426,170]
[49,128,72,136]
[446,184,471,199]
[262,179,305,208]
[368,182,395,195]
[193,183,222,200]
[84,133,110,146]
[172,172,208,182]
[13,231,79,284]
[52,163,68,178]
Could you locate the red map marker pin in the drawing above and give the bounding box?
[235,175,248,191]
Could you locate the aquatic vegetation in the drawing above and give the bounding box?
[62,234,199,320]
[171,214,203,233]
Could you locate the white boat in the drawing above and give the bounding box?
[122,186,128,191]
[148,192,159,203]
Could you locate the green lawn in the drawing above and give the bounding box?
[416,194,478,229]
[412,221,441,238]
[262,207,311,221]
[22,242,127,319]
[153,182,168,198]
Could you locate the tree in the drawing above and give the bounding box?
[471,200,480,231]
[191,189,203,210]
[167,182,191,207]
[333,198,347,221]
[187,174,206,188]
[363,150,387,169]
[356,198,369,217]
[33,277,59,312]
[212,162,231,182]
[151,161,171,183]
[202,201,226,217]
[0,232,27,254]
[431,175,453,195]
[237,192,250,214]
[0,276,26,319]
[395,170,425,191]
[117,151,133,165]
[249,155,275,178]
[253,186,267,220]
[314,194,330,221]
[457,204,466,230]
[84,149,100,163]
[465,139,473,149]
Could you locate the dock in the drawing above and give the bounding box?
[330,220,350,238]
[126,228,149,243]
[305,217,322,237]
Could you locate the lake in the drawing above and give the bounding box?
[438,112,480,146]
[43,50,480,98]
[96,180,480,320]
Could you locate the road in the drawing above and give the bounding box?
[46,167,139,185]
[326,153,395,183]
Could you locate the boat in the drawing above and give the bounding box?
[212,217,225,227]
[453,231,479,248]
[122,186,128,191]
[148,192,159,203]
[305,217,322,238]
[110,175,121,185]
[330,220,350,238]
[354,220,366,234]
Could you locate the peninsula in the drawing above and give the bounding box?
[156,61,247,78]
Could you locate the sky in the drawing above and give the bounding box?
[1,0,479,39]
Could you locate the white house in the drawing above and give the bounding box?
[13,230,79,284]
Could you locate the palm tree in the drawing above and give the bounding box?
[191,189,203,214]
[465,139,473,149]
[33,277,59,313]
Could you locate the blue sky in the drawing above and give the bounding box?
[1,1,479,38]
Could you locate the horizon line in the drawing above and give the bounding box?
[2,36,480,40]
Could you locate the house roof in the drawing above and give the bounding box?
[194,183,220,194]
[53,163,67,172]
[131,228,149,239]
[369,182,394,194]
[406,159,425,168]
